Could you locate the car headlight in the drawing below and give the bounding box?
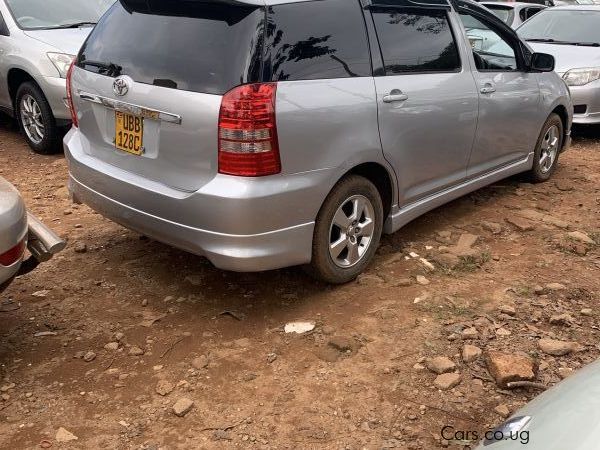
[562,67,600,86]
[47,53,75,78]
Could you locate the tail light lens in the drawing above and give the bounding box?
[66,61,78,128]
[218,83,281,177]
[0,239,25,267]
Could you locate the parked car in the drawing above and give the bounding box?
[0,0,113,154]
[475,358,600,449]
[517,6,600,124]
[554,0,595,5]
[480,2,546,28]
[64,0,572,284]
[0,176,65,293]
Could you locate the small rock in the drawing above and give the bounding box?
[494,404,511,418]
[32,290,50,298]
[495,327,512,337]
[267,353,277,364]
[499,305,516,316]
[485,351,537,388]
[413,363,426,371]
[284,321,315,334]
[581,308,593,317]
[545,282,566,291]
[482,221,502,234]
[114,332,125,342]
[191,355,209,370]
[83,351,96,362]
[104,342,119,351]
[74,242,87,253]
[434,373,461,390]
[0,383,15,392]
[567,231,595,245]
[141,299,148,307]
[462,345,482,363]
[172,398,194,417]
[505,217,534,231]
[129,346,145,356]
[426,356,456,374]
[549,313,574,326]
[538,339,579,356]
[433,253,460,269]
[416,275,430,285]
[558,367,574,379]
[461,327,479,340]
[155,380,174,396]
[56,427,78,442]
[393,277,413,287]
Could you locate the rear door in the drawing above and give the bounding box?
[369,2,479,205]
[70,0,265,192]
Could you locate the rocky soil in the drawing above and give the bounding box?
[0,115,598,449]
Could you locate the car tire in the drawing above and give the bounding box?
[527,113,563,183]
[305,175,383,284]
[15,82,61,155]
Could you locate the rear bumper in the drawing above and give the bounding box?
[64,129,326,272]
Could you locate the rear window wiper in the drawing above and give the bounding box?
[53,21,97,29]
[79,60,122,77]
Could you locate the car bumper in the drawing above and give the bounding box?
[569,82,600,124]
[39,76,70,122]
[64,129,326,272]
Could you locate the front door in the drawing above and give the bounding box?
[458,8,541,177]
[369,5,479,205]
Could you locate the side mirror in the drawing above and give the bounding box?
[530,52,555,72]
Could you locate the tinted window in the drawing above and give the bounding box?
[372,8,461,75]
[265,0,371,81]
[78,0,264,95]
[518,9,600,44]
[460,13,517,71]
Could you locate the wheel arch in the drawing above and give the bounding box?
[550,104,569,150]
[7,68,37,109]
[333,162,396,220]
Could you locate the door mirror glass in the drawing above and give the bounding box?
[530,52,555,72]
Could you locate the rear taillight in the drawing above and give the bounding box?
[66,61,78,128]
[218,83,281,177]
[0,239,25,267]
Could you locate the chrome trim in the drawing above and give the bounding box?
[78,91,182,124]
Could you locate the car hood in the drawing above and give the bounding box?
[476,358,600,449]
[23,27,93,55]
[0,177,27,254]
[527,42,600,74]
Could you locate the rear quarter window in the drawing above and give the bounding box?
[77,0,264,95]
[264,0,371,81]
[371,7,461,75]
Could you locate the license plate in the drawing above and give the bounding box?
[115,111,143,155]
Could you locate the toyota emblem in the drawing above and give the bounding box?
[113,77,129,97]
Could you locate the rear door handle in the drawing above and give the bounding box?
[480,83,496,94]
[383,89,409,103]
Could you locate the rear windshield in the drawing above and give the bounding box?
[517,9,600,44]
[77,0,264,95]
[485,5,515,25]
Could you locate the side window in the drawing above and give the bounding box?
[525,7,543,21]
[265,0,371,81]
[459,13,518,71]
[0,11,8,36]
[371,8,461,75]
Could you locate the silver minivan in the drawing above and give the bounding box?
[64,0,572,283]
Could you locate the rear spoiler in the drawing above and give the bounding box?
[119,0,265,18]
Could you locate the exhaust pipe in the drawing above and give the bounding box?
[26,212,66,262]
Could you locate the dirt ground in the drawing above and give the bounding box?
[0,114,598,450]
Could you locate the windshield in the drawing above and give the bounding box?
[518,9,600,44]
[486,6,515,25]
[5,0,114,30]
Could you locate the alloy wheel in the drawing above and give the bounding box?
[539,124,559,174]
[328,194,375,268]
[19,94,45,145]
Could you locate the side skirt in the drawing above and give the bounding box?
[384,153,534,234]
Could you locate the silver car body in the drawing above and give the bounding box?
[65,0,572,273]
[518,6,600,124]
[475,358,600,449]
[0,1,95,122]
[0,176,27,287]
